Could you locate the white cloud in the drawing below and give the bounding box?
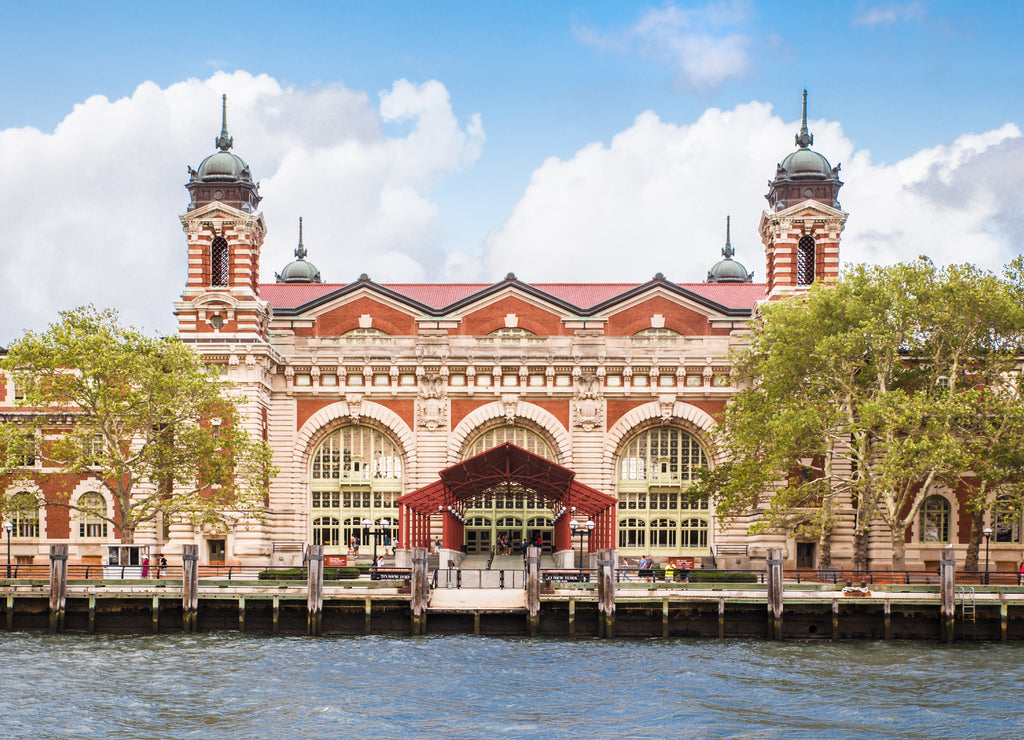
[482,104,1022,285]
[0,72,484,342]
[852,2,926,27]
[575,1,754,90]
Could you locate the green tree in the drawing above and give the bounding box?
[0,306,274,543]
[695,259,1024,570]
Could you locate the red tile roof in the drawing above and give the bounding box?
[259,280,766,313]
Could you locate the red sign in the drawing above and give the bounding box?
[668,557,695,569]
[325,555,348,567]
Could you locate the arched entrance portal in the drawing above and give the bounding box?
[397,443,617,565]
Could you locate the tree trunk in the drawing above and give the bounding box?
[817,528,832,569]
[890,527,906,570]
[964,509,983,572]
[853,527,869,572]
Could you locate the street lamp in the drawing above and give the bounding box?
[3,520,12,578]
[362,517,391,564]
[983,526,993,585]
[569,517,595,570]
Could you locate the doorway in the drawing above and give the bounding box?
[208,539,226,563]
[796,542,816,569]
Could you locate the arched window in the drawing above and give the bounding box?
[211,237,229,287]
[78,492,107,538]
[309,426,403,554]
[681,518,709,549]
[632,327,681,345]
[313,516,339,547]
[618,518,646,549]
[8,492,39,538]
[488,327,536,338]
[920,495,951,542]
[797,236,815,285]
[464,425,556,461]
[616,427,710,554]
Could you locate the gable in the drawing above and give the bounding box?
[454,295,568,336]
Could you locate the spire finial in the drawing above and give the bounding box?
[722,215,734,259]
[795,89,813,149]
[215,94,234,151]
[295,217,307,260]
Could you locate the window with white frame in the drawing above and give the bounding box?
[919,495,951,542]
[78,492,108,538]
[7,492,40,538]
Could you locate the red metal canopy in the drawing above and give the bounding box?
[397,443,618,552]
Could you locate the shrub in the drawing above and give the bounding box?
[689,570,759,584]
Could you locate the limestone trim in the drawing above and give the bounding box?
[602,400,720,479]
[293,399,416,477]
[447,400,572,467]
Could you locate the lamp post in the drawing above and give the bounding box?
[568,517,595,570]
[3,520,12,578]
[362,517,391,564]
[983,526,993,585]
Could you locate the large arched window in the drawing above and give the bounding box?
[210,236,229,287]
[8,492,40,538]
[616,427,710,555]
[797,236,815,285]
[78,492,108,538]
[463,425,555,461]
[920,495,951,542]
[309,426,404,555]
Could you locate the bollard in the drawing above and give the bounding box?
[306,544,324,636]
[766,548,784,641]
[526,546,540,636]
[596,549,616,638]
[410,547,428,635]
[940,547,955,644]
[182,545,199,632]
[48,544,68,633]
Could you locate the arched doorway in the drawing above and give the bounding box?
[397,443,617,565]
[459,425,559,554]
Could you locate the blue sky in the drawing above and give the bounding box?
[1,1,1023,339]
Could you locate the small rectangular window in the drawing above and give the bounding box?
[686,375,702,387]
[502,375,517,387]
[555,376,570,387]
[321,374,338,387]
[606,375,622,387]
[529,375,545,387]
[295,374,311,387]
[347,374,363,386]
[400,375,416,386]
[449,375,466,387]
[476,375,492,387]
[373,374,389,387]
[634,376,649,387]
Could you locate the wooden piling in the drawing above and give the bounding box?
[238,596,245,633]
[832,598,839,641]
[88,594,96,633]
[662,597,669,638]
[306,544,324,636]
[766,548,784,641]
[568,596,575,638]
[1001,597,1008,642]
[410,547,428,635]
[884,598,891,640]
[596,549,616,638]
[152,596,160,634]
[473,611,480,636]
[182,545,199,632]
[7,593,15,631]
[48,544,68,633]
[526,546,540,637]
[940,547,956,644]
[718,597,725,639]
[272,595,280,634]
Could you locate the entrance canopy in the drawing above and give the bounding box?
[397,443,618,552]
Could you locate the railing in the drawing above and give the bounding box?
[432,568,526,589]
[485,547,495,570]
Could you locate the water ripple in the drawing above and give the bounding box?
[1,634,1021,739]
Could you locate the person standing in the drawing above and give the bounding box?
[141,556,150,579]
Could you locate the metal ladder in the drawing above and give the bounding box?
[959,586,976,623]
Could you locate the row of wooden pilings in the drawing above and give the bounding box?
[39,544,960,640]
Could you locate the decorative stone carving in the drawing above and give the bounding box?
[658,394,676,424]
[502,394,518,425]
[573,372,603,432]
[417,374,448,431]
[340,393,364,423]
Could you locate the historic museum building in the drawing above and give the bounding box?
[3,94,1001,573]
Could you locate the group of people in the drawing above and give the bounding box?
[497,534,515,556]
[139,556,168,579]
[637,555,656,582]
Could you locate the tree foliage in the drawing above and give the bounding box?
[0,306,275,543]
[693,258,1024,569]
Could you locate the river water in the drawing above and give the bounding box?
[1,633,1020,739]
